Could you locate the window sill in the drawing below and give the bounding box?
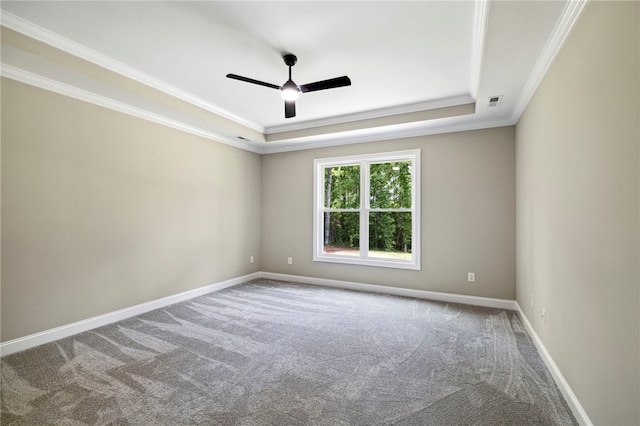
[313,254,420,270]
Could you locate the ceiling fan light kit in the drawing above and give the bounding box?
[226,53,351,119]
[281,80,300,101]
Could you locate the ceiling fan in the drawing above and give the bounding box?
[226,54,351,119]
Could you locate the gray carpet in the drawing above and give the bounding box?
[1,279,577,425]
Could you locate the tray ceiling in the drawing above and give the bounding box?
[0,1,587,153]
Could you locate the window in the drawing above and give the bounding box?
[313,150,420,270]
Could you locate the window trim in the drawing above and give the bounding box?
[313,149,421,270]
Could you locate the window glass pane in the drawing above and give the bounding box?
[324,165,360,209]
[368,212,412,260]
[323,211,360,256]
[369,161,412,209]
[314,150,419,270]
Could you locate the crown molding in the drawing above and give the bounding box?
[0,12,265,134]
[1,65,263,154]
[1,10,521,155]
[264,93,474,135]
[1,4,581,154]
[511,0,589,122]
[469,0,490,100]
[261,115,514,154]
[3,63,514,156]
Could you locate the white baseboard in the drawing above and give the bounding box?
[515,302,593,426]
[1,271,589,425]
[0,272,261,357]
[259,272,517,310]
[266,273,591,424]
[0,271,515,357]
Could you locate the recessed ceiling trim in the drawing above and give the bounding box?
[510,0,589,122]
[0,2,575,155]
[261,115,515,155]
[266,102,475,143]
[265,93,474,135]
[1,64,263,154]
[469,0,490,100]
[0,12,265,134]
[4,62,515,156]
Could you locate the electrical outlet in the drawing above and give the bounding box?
[249,256,254,264]
[467,272,475,282]
[287,257,293,265]
[541,308,546,325]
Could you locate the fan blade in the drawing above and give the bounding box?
[226,74,280,90]
[285,100,296,118]
[300,76,351,93]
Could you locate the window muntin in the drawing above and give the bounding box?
[313,150,420,270]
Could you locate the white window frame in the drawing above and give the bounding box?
[313,149,420,270]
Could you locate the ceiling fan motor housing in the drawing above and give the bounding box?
[283,54,297,67]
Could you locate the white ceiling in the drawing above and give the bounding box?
[0,1,587,153]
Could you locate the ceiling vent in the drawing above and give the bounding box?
[487,95,503,107]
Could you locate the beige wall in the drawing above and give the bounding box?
[2,3,637,422]
[1,78,262,342]
[261,127,516,300]
[515,2,639,425]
